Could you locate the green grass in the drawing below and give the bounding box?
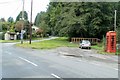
[91,44,107,54]
[16,37,78,49]
[116,50,120,55]
[91,43,104,50]
[31,37,43,40]
[0,40,20,43]
[91,43,120,55]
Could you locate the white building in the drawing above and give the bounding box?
[4,31,17,40]
[32,25,39,32]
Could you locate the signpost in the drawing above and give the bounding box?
[29,0,33,44]
[20,30,25,44]
[21,0,25,44]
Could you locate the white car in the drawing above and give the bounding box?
[79,40,91,49]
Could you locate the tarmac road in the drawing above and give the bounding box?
[1,42,118,79]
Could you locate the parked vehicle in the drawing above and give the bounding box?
[79,40,91,49]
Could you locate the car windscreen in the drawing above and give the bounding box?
[82,41,90,44]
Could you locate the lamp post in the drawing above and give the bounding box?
[29,0,33,44]
[114,10,117,31]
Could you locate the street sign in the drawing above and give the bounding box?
[20,32,23,39]
[21,30,25,34]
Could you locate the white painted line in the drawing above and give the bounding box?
[51,73,61,79]
[113,68,118,71]
[19,57,38,66]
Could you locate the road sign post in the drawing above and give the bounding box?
[20,30,25,44]
[20,32,23,44]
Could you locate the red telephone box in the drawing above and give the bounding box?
[106,31,116,53]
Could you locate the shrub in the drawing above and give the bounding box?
[0,32,5,40]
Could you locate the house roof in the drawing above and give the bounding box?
[32,25,39,30]
[7,32,16,35]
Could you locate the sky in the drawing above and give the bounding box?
[0,0,50,22]
[0,0,119,22]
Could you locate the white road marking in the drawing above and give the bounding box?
[113,68,118,71]
[51,73,61,79]
[19,57,38,66]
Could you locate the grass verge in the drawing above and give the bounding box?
[0,40,20,43]
[16,37,78,49]
[31,37,43,40]
[91,43,107,54]
[91,43,120,55]
[0,38,42,43]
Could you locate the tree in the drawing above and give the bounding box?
[117,27,120,43]
[34,2,120,39]
[15,20,24,32]
[0,18,11,32]
[117,1,120,43]
[34,11,51,35]
[15,20,30,35]
[0,18,5,22]
[16,11,28,22]
[36,28,43,35]
[34,13,40,26]
[7,17,14,23]
[9,23,15,32]
[1,23,8,31]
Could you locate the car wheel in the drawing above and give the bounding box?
[81,47,83,49]
[89,47,91,49]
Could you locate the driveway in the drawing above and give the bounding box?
[54,47,118,63]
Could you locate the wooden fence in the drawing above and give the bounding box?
[71,38,99,43]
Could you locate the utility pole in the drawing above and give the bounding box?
[22,0,24,21]
[114,10,117,31]
[21,0,25,44]
[29,0,33,44]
